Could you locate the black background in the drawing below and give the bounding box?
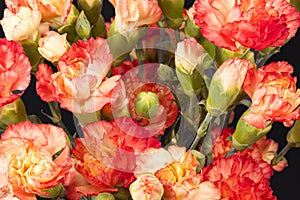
[1,0,300,199]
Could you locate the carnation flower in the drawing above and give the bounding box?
[175,38,206,96]
[0,121,71,199]
[70,118,161,197]
[38,31,69,62]
[108,0,162,35]
[129,173,164,200]
[0,39,31,107]
[242,61,300,128]
[36,37,121,113]
[201,154,276,200]
[213,127,287,175]
[194,0,300,51]
[155,150,220,200]
[4,0,72,26]
[106,62,179,137]
[1,6,41,42]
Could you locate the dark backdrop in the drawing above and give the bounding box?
[1,1,300,199]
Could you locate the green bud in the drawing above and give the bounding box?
[64,4,80,26]
[232,109,272,151]
[91,14,106,38]
[134,92,160,120]
[78,0,103,25]
[75,11,91,39]
[93,192,115,200]
[206,58,252,117]
[58,5,80,42]
[206,79,238,116]
[0,98,28,130]
[108,23,147,65]
[287,120,300,147]
[158,0,184,28]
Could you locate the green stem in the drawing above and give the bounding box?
[271,143,292,165]
[190,113,213,149]
[47,102,75,148]
[57,120,75,148]
[256,47,279,68]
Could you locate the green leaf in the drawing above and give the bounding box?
[21,40,43,73]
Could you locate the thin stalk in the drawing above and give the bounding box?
[271,143,292,165]
[47,102,75,148]
[57,120,75,148]
[190,113,213,149]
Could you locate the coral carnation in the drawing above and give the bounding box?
[0,39,31,107]
[194,0,300,51]
[201,155,276,200]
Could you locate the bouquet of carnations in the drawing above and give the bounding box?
[1,0,300,199]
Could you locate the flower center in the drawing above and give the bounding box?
[6,142,55,193]
[134,91,160,120]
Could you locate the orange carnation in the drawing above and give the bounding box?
[0,122,71,199]
[70,118,161,198]
[36,37,121,113]
[194,0,300,51]
[155,150,220,200]
[242,61,300,128]
[201,155,276,200]
[213,127,287,176]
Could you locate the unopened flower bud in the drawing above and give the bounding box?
[175,38,206,96]
[75,11,91,39]
[38,31,69,63]
[65,4,80,26]
[134,92,160,120]
[159,0,184,28]
[78,0,103,25]
[58,5,80,42]
[91,14,106,38]
[93,192,115,200]
[206,58,254,117]
[129,173,164,200]
[232,109,272,151]
[287,120,300,147]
